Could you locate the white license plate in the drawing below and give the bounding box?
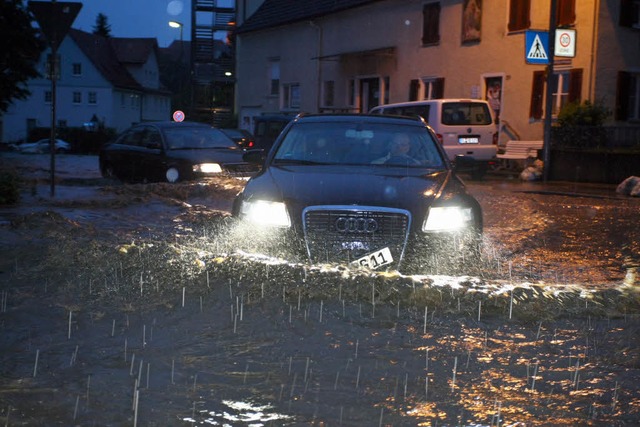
[458,136,479,144]
[352,247,394,270]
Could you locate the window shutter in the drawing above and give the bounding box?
[508,0,531,32]
[568,68,583,103]
[556,0,576,27]
[409,79,420,101]
[530,70,545,119]
[615,71,631,120]
[433,78,445,99]
[422,3,441,44]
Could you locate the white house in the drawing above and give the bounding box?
[1,29,171,143]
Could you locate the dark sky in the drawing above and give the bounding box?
[72,0,189,47]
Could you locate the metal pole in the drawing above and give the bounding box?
[49,0,58,197]
[542,0,558,182]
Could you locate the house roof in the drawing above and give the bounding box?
[236,0,383,34]
[111,37,157,65]
[68,29,151,92]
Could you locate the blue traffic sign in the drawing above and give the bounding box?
[525,31,550,65]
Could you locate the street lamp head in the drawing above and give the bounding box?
[168,21,183,28]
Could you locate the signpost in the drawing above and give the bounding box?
[28,1,82,197]
[542,0,558,182]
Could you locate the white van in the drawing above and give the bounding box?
[369,99,497,178]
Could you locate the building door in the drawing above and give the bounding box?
[359,78,380,113]
[484,76,503,124]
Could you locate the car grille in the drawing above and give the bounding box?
[302,206,411,267]
[223,162,261,177]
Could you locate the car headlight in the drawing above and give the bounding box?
[240,200,291,227]
[422,206,473,232]
[193,163,222,173]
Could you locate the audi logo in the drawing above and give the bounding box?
[335,216,378,233]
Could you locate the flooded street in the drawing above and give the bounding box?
[1,154,639,426]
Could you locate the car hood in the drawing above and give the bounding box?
[166,147,245,163]
[242,164,472,221]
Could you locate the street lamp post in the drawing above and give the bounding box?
[169,20,185,118]
[168,20,183,60]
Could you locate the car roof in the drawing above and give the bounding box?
[134,121,215,130]
[371,99,489,110]
[255,114,295,121]
[290,113,427,126]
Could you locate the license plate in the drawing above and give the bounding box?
[352,247,394,270]
[458,136,479,144]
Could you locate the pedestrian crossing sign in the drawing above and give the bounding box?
[525,31,549,64]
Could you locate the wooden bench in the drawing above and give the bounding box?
[496,140,544,160]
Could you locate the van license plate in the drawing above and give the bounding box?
[353,247,393,270]
[459,136,479,144]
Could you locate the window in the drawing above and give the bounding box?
[282,83,300,109]
[119,128,145,147]
[88,91,97,104]
[551,72,571,116]
[616,72,640,121]
[424,78,444,99]
[409,78,445,101]
[72,63,82,76]
[73,91,82,104]
[508,0,530,32]
[44,90,52,103]
[323,80,335,107]
[269,61,280,96]
[422,3,441,45]
[529,68,582,119]
[556,0,576,27]
[620,0,640,28]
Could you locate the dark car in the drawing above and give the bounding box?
[220,128,255,150]
[252,114,294,152]
[232,114,483,273]
[99,122,260,182]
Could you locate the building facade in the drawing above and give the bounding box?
[1,29,171,143]
[234,0,640,144]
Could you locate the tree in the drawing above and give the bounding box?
[92,13,111,37]
[0,0,46,113]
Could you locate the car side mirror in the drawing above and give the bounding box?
[243,149,266,164]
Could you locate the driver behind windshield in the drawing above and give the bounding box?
[371,133,420,165]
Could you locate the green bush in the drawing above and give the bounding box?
[0,168,20,205]
[557,100,610,127]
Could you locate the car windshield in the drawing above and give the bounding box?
[273,122,445,168]
[164,127,236,150]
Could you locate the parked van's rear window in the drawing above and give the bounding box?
[382,105,430,120]
[442,102,492,126]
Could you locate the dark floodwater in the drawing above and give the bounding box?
[1,166,639,426]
